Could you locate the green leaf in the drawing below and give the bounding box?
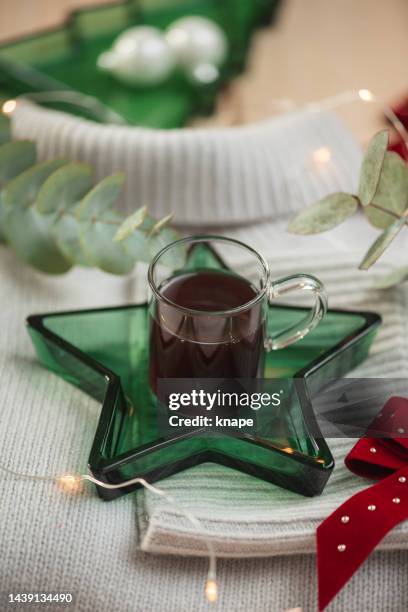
[359,215,406,270]
[36,162,94,214]
[148,227,185,268]
[375,266,408,289]
[76,173,134,274]
[0,194,7,243]
[122,218,184,268]
[364,152,408,228]
[113,206,147,242]
[1,153,77,273]
[0,140,36,188]
[358,130,389,206]
[1,159,73,273]
[4,206,71,274]
[75,172,124,221]
[35,163,94,266]
[0,141,36,241]
[148,213,173,236]
[52,214,91,267]
[3,158,68,211]
[0,113,10,145]
[121,228,150,262]
[78,208,134,275]
[1,159,68,259]
[288,192,358,235]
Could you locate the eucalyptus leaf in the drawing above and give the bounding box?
[359,215,406,270]
[121,228,150,262]
[36,162,94,214]
[0,140,36,241]
[76,173,134,274]
[4,206,71,274]
[122,221,184,268]
[78,208,134,275]
[0,140,36,188]
[35,163,95,266]
[4,159,86,271]
[288,192,358,235]
[75,172,124,221]
[1,159,68,257]
[0,114,10,145]
[148,213,173,236]
[113,206,147,242]
[148,227,186,268]
[364,152,408,229]
[3,158,68,211]
[375,266,408,289]
[52,214,91,267]
[0,194,7,243]
[358,130,389,206]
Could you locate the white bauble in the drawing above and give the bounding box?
[98,26,175,86]
[165,16,227,71]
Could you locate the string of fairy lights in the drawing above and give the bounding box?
[0,87,407,605]
[0,463,218,603]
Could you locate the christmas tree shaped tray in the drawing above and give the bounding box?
[27,243,381,500]
[0,0,281,128]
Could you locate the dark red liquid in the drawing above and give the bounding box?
[149,270,265,391]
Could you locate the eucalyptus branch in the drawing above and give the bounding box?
[367,202,408,225]
[288,129,408,280]
[0,135,181,275]
[58,208,128,228]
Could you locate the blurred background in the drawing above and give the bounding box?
[1,0,407,143]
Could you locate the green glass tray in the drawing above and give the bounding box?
[27,244,381,500]
[0,0,281,128]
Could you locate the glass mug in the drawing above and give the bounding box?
[148,236,327,393]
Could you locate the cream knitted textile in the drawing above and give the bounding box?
[11,101,362,227]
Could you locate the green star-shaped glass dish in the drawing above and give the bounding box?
[27,243,381,500]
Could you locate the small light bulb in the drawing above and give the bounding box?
[281,446,295,454]
[57,474,83,494]
[312,146,332,165]
[358,89,373,102]
[2,99,17,115]
[205,578,218,603]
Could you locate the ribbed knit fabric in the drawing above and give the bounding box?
[11,101,362,227]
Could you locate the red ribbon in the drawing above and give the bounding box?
[387,95,408,162]
[389,139,408,162]
[317,396,408,610]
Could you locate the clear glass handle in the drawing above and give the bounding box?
[265,274,328,351]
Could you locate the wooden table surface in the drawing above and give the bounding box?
[0,0,407,144]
